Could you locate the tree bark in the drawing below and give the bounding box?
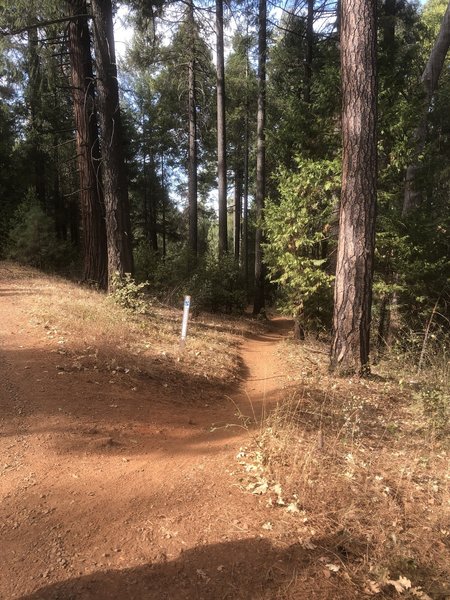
[67,0,107,289]
[403,1,450,217]
[187,0,198,258]
[375,292,392,361]
[330,0,377,375]
[243,41,250,293]
[304,0,314,104]
[90,0,133,289]
[142,138,158,252]
[382,0,396,49]
[243,141,249,292]
[27,29,46,208]
[216,0,228,256]
[234,164,242,260]
[253,0,267,316]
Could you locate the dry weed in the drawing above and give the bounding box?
[239,337,450,599]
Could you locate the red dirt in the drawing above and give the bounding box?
[0,268,357,600]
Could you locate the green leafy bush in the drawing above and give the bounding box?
[133,242,246,313]
[264,156,340,334]
[110,272,149,313]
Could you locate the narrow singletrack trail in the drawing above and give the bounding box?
[236,317,293,422]
[1,270,316,600]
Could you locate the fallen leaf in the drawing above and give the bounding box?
[364,581,381,595]
[386,576,411,593]
[300,538,316,550]
[251,481,269,495]
[272,483,283,496]
[411,587,433,600]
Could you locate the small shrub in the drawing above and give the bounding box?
[110,272,149,313]
[132,244,246,314]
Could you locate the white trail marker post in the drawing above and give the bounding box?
[180,295,191,349]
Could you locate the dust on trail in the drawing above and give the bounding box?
[1,270,329,600]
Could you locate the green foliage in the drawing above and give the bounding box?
[133,243,246,313]
[110,272,149,313]
[133,241,161,284]
[7,191,74,270]
[187,254,246,314]
[267,11,340,182]
[264,157,340,332]
[225,32,257,174]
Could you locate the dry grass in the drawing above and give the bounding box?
[0,262,259,398]
[239,337,450,599]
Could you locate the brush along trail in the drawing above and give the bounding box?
[0,263,357,600]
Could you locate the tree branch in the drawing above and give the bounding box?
[0,15,91,37]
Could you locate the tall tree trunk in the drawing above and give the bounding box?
[161,154,167,259]
[27,29,46,207]
[253,0,267,316]
[243,139,249,293]
[187,0,198,258]
[330,0,377,375]
[67,0,107,289]
[336,0,341,38]
[90,0,133,289]
[383,0,396,49]
[376,291,392,361]
[216,0,228,256]
[52,132,67,241]
[403,1,450,217]
[304,0,314,104]
[234,163,242,260]
[143,146,158,252]
[243,38,250,293]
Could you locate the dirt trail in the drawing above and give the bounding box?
[0,273,316,600]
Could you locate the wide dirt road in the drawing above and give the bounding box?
[1,268,319,600]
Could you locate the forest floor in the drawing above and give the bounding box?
[0,262,449,600]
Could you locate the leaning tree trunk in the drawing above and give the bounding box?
[90,0,133,289]
[187,0,198,259]
[216,0,228,257]
[253,0,267,316]
[304,0,314,104]
[67,0,107,289]
[330,0,377,375]
[403,1,450,217]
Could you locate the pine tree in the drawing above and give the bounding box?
[330,0,377,375]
